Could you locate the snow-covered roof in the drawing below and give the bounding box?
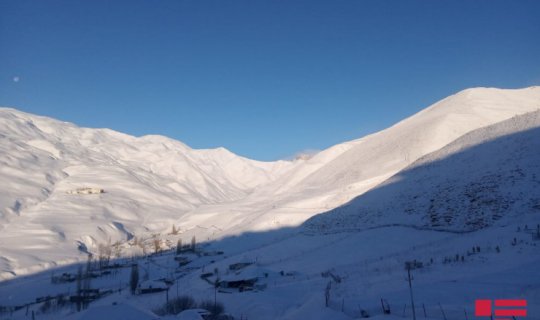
[221,265,276,282]
[74,303,159,320]
[138,279,168,289]
[177,308,211,320]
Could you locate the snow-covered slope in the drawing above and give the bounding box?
[304,109,540,233]
[273,87,540,206]
[1,87,540,320]
[176,87,540,232]
[1,86,539,280]
[0,108,294,278]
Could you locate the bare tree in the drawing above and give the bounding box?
[136,237,147,255]
[130,264,139,294]
[112,241,122,258]
[82,255,92,310]
[98,242,112,269]
[76,266,83,312]
[191,236,196,252]
[325,281,331,307]
[153,238,162,254]
[214,276,220,310]
[171,224,178,235]
[176,239,182,255]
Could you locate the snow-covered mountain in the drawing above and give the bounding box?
[304,109,540,233]
[172,87,540,233]
[0,108,295,278]
[1,86,540,320]
[0,86,539,281]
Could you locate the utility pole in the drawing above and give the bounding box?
[214,276,220,310]
[407,265,417,320]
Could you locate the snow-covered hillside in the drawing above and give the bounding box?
[0,86,539,281]
[171,87,540,233]
[1,87,540,320]
[304,109,540,233]
[0,108,295,278]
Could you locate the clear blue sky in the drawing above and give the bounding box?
[1,1,539,160]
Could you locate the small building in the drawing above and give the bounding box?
[219,267,261,292]
[202,250,224,256]
[405,260,424,270]
[175,256,191,266]
[67,187,105,195]
[52,272,77,283]
[219,278,257,292]
[137,280,168,294]
[69,289,101,303]
[177,308,211,320]
[228,262,252,271]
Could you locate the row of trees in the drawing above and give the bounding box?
[75,254,95,311]
[93,222,195,261]
[129,234,197,294]
[176,236,196,254]
[95,240,123,268]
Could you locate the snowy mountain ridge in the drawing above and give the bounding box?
[1,86,540,280]
[0,107,297,278]
[304,109,540,233]
[179,86,540,233]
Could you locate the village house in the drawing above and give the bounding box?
[137,280,168,294]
